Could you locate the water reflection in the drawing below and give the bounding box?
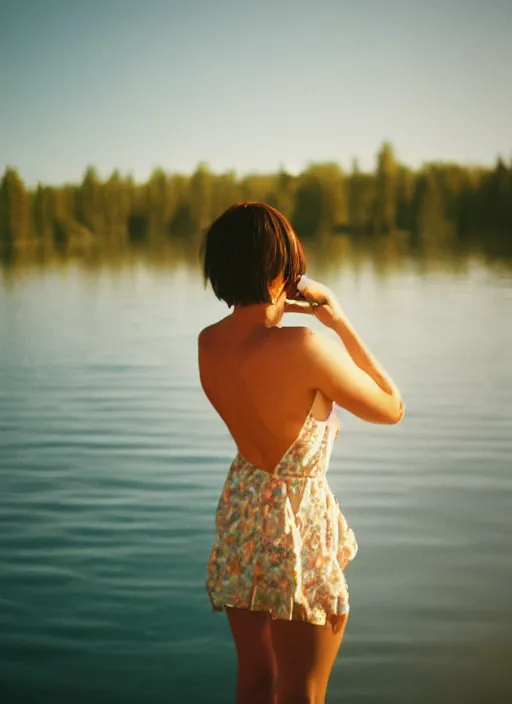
[1,232,512,288]
[1,233,511,703]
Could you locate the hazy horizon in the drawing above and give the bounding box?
[2,0,511,186]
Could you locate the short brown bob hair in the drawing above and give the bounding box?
[202,202,306,307]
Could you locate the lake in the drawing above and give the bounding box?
[1,242,511,703]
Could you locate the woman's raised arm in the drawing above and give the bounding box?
[296,277,405,425]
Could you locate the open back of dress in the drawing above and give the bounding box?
[206,402,358,625]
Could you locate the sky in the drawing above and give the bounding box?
[1,0,511,186]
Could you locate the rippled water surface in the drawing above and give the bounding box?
[1,251,511,703]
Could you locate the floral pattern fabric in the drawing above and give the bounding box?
[206,404,358,626]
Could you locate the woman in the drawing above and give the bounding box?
[198,202,404,704]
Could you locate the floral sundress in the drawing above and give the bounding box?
[206,402,358,626]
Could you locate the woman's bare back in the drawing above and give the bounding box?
[198,315,333,473]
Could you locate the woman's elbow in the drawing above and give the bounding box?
[346,394,405,425]
[388,399,405,425]
[373,398,404,425]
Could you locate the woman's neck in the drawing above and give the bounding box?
[230,303,283,329]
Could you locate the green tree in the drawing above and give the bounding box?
[373,141,397,234]
[32,184,54,243]
[75,167,104,234]
[3,147,512,264]
[211,170,240,219]
[0,168,30,248]
[144,168,171,238]
[292,173,324,237]
[414,168,451,249]
[168,174,194,238]
[274,167,295,217]
[348,159,375,234]
[395,166,416,232]
[103,170,131,242]
[307,163,348,232]
[189,162,213,235]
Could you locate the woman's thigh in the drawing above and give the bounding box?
[269,613,349,703]
[225,607,277,702]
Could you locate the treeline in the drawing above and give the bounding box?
[1,143,511,259]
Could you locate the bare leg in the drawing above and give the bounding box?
[270,613,349,704]
[225,607,278,704]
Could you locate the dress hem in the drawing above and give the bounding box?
[206,588,350,627]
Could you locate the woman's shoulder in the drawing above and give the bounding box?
[273,326,348,381]
[199,321,323,349]
[198,317,230,347]
[267,326,334,376]
[273,324,313,345]
[275,324,325,349]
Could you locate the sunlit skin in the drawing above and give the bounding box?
[199,269,404,704]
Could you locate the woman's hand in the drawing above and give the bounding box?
[283,298,315,315]
[286,276,344,330]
